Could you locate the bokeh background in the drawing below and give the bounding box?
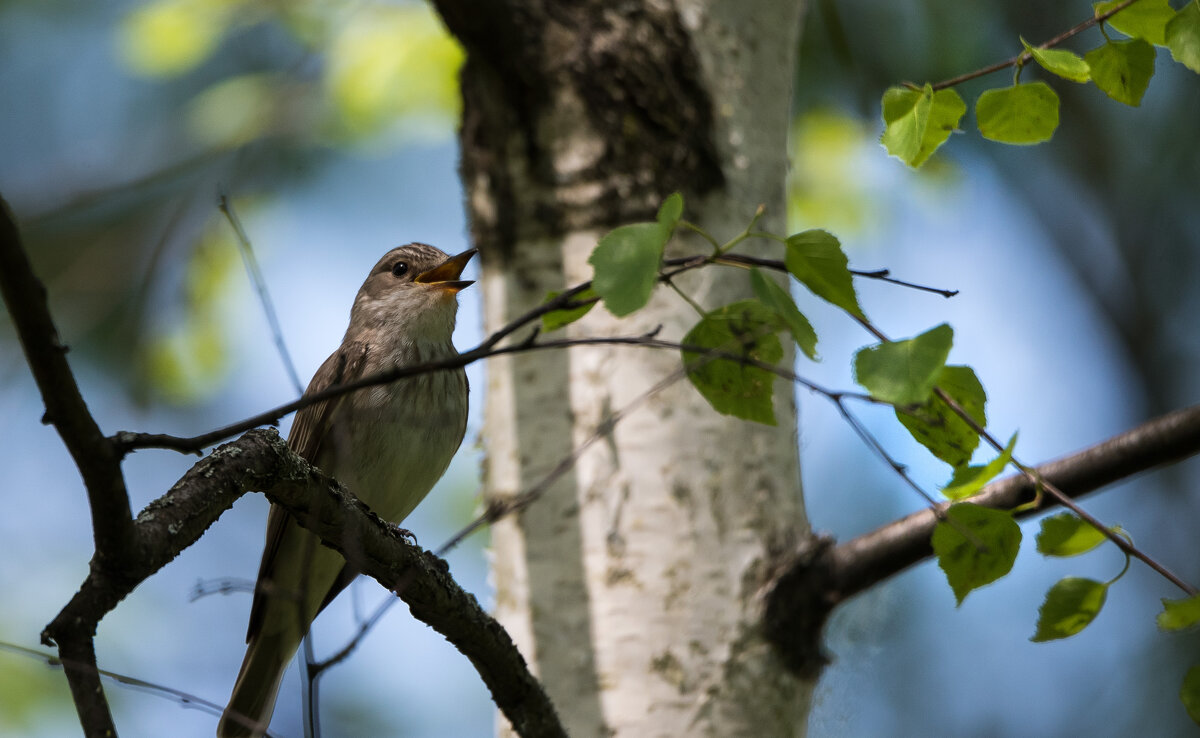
[1,1,1198,736]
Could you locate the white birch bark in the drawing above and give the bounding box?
[469,2,813,735]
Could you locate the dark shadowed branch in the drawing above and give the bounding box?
[0,197,134,558]
[46,428,566,737]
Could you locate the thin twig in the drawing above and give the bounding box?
[928,0,1142,91]
[711,252,959,298]
[0,641,283,738]
[113,250,956,456]
[934,387,1199,595]
[219,193,304,395]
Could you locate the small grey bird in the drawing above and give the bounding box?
[217,244,475,738]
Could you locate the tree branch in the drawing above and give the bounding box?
[762,403,1200,676]
[40,429,565,737]
[112,250,954,456]
[0,196,134,556]
[2,195,135,736]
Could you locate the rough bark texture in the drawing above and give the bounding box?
[435,2,813,735]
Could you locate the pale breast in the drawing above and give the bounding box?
[322,342,468,526]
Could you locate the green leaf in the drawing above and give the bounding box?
[880,85,965,167]
[749,268,818,361]
[1086,40,1156,106]
[942,432,1017,500]
[1158,594,1200,631]
[1022,37,1091,82]
[880,85,932,164]
[918,88,967,167]
[1182,665,1200,725]
[1035,512,1111,557]
[541,287,598,331]
[1031,577,1109,642]
[932,503,1022,605]
[657,192,684,231]
[589,222,668,317]
[897,365,987,468]
[1096,0,1175,45]
[784,229,865,319]
[682,301,784,425]
[854,324,954,406]
[975,82,1060,144]
[1168,0,1200,73]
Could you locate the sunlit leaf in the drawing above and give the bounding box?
[1086,40,1156,106]
[1031,577,1108,642]
[1168,0,1200,73]
[1036,512,1111,557]
[881,85,931,164]
[749,268,818,361]
[942,432,1017,500]
[898,365,987,468]
[975,82,1060,144]
[854,324,953,406]
[1022,37,1091,82]
[880,85,965,167]
[1096,0,1175,45]
[682,301,783,425]
[1158,593,1200,631]
[932,503,1021,605]
[784,229,864,319]
[541,287,597,331]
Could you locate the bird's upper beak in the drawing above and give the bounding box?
[413,248,477,293]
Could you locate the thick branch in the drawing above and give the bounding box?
[42,429,564,737]
[0,196,133,555]
[763,404,1200,675]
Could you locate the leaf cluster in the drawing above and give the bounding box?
[882,0,1200,166]
[554,189,1200,725]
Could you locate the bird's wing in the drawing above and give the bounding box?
[245,341,370,643]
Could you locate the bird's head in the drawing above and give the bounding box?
[350,243,476,343]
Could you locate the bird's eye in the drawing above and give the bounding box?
[391,261,409,277]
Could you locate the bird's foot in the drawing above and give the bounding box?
[389,524,419,545]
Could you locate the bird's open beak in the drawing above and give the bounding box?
[413,248,477,293]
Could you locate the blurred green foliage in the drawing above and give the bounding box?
[139,216,239,404]
[0,648,73,732]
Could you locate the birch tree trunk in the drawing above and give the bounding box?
[433,1,813,734]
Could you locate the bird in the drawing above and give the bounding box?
[217,243,475,737]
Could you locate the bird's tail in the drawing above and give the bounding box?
[216,632,295,738]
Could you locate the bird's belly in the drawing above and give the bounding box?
[336,368,467,525]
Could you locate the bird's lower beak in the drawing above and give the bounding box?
[413,248,477,293]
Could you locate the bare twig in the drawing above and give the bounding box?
[219,193,305,395]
